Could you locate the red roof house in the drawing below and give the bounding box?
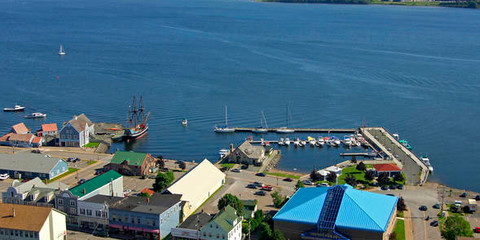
[42,123,58,133]
[11,123,30,134]
[372,163,402,177]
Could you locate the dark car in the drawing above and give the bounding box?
[381,185,389,190]
[241,165,249,169]
[389,185,396,190]
[460,192,468,198]
[419,205,428,211]
[302,180,314,186]
[247,184,257,189]
[31,149,41,154]
[397,184,404,190]
[433,203,441,209]
[283,178,293,182]
[67,157,74,162]
[253,182,263,187]
[231,169,241,173]
[430,220,438,227]
[476,195,480,201]
[78,179,86,184]
[256,172,266,177]
[255,191,266,196]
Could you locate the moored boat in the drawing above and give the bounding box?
[308,136,316,147]
[4,105,25,112]
[24,112,47,119]
[420,154,434,172]
[214,106,235,133]
[124,96,150,141]
[285,138,291,145]
[182,118,188,126]
[253,111,269,134]
[58,45,66,55]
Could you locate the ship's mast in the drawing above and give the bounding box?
[139,96,144,125]
[132,96,138,128]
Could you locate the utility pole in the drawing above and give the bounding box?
[248,219,251,240]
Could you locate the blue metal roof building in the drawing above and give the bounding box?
[273,184,398,240]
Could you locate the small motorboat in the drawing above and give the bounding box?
[182,118,188,126]
[293,138,300,147]
[285,138,291,146]
[276,127,295,134]
[308,136,316,147]
[343,136,352,147]
[300,139,307,147]
[278,138,285,146]
[219,149,230,158]
[4,105,25,112]
[252,127,268,134]
[24,112,47,119]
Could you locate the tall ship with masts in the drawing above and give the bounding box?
[123,96,150,141]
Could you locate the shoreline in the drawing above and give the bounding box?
[256,0,479,9]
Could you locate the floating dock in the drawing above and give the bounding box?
[232,128,357,133]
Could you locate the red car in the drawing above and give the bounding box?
[474,227,480,233]
[261,185,273,191]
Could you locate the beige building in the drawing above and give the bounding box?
[165,159,225,219]
[226,141,266,166]
[0,203,67,240]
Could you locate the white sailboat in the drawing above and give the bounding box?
[252,111,269,134]
[276,105,295,133]
[58,45,66,55]
[214,106,235,133]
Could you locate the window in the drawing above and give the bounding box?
[152,220,156,227]
[118,215,122,222]
[146,219,150,225]
[131,217,134,224]
[70,208,76,215]
[203,232,206,237]
[96,210,101,217]
[112,214,116,221]
[80,209,85,215]
[58,199,63,205]
[125,216,129,222]
[70,200,75,206]
[137,218,141,224]
[87,210,92,216]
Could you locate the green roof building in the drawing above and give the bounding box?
[200,206,243,240]
[106,151,156,176]
[241,200,257,219]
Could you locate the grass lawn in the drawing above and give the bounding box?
[397,211,404,218]
[87,160,98,165]
[47,168,79,183]
[337,165,371,185]
[84,142,100,148]
[265,172,300,179]
[221,163,235,168]
[394,219,405,240]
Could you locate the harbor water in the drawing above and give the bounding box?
[0,0,479,191]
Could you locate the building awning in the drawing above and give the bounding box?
[109,224,159,233]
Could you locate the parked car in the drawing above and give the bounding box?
[31,149,41,153]
[474,227,480,233]
[433,203,441,209]
[283,178,293,182]
[256,172,266,177]
[0,173,9,180]
[317,183,330,187]
[231,169,241,173]
[78,179,86,184]
[475,195,480,201]
[430,220,438,227]
[381,185,389,190]
[460,192,468,198]
[302,180,314,186]
[241,165,248,169]
[419,205,428,211]
[123,189,132,196]
[397,184,404,190]
[389,185,396,190]
[255,191,266,196]
[247,184,257,189]
[253,182,263,187]
[73,158,80,163]
[261,185,273,191]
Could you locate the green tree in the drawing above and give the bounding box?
[152,171,174,192]
[394,173,404,183]
[345,174,357,187]
[326,171,337,183]
[377,172,390,185]
[156,158,165,169]
[364,170,375,181]
[271,191,287,208]
[259,222,273,240]
[356,162,366,171]
[273,230,286,240]
[389,232,397,240]
[310,169,322,181]
[217,194,244,216]
[468,0,478,8]
[397,197,407,212]
[295,180,305,190]
[442,215,474,240]
[178,161,186,170]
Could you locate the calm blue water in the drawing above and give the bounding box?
[0,0,479,191]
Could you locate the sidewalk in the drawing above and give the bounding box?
[404,209,414,240]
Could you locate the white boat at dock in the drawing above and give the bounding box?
[277,105,295,133]
[4,105,25,112]
[219,149,230,158]
[24,112,47,119]
[278,138,285,146]
[285,138,291,145]
[300,139,307,147]
[308,136,316,147]
[420,154,434,172]
[293,138,300,147]
[214,106,235,133]
[316,137,325,147]
[253,111,269,134]
[343,136,352,147]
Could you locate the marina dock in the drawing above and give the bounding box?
[232,127,357,133]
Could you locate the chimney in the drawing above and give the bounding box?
[230,144,234,153]
[83,188,86,194]
[147,198,150,205]
[12,208,15,217]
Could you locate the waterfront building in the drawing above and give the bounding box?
[0,133,43,148]
[372,163,402,177]
[55,170,123,226]
[226,141,266,166]
[165,159,225,219]
[2,177,68,206]
[40,123,58,136]
[10,123,30,134]
[58,113,94,147]
[109,193,183,240]
[105,151,156,176]
[199,205,243,240]
[0,153,68,180]
[273,184,398,240]
[0,203,67,240]
[77,195,123,232]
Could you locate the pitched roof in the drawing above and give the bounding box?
[8,133,34,143]
[41,123,58,132]
[272,185,398,233]
[373,164,402,172]
[0,153,66,175]
[32,137,42,144]
[68,114,93,132]
[0,203,53,231]
[111,151,148,166]
[179,212,214,229]
[237,141,264,159]
[0,133,13,142]
[210,205,241,232]
[10,178,47,194]
[166,159,225,211]
[111,193,182,214]
[69,170,122,198]
[11,123,29,134]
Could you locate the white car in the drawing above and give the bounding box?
[0,173,9,180]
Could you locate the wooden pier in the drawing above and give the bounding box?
[340,152,376,157]
[232,127,357,133]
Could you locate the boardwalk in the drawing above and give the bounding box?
[231,127,357,133]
